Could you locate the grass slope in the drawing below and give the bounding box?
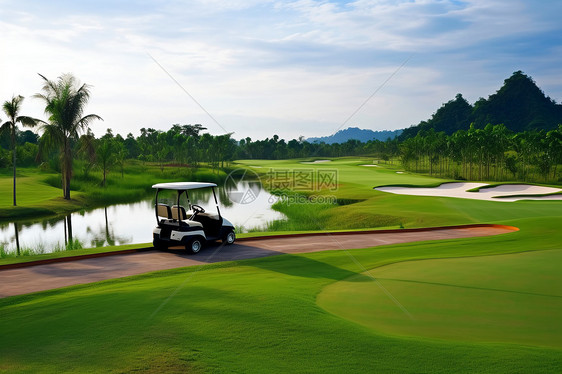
[0,170,86,220]
[318,248,562,348]
[1,217,561,373]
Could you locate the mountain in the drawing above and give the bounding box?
[472,71,562,131]
[400,71,562,139]
[307,127,402,144]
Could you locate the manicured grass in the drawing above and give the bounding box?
[0,170,87,220]
[0,172,65,206]
[318,248,562,348]
[1,217,561,373]
[237,157,446,201]
[236,158,562,230]
[5,157,561,260]
[2,159,562,372]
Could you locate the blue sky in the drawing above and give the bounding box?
[1,0,561,140]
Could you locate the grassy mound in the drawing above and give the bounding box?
[318,248,562,348]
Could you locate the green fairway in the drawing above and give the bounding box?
[0,173,62,206]
[0,170,87,221]
[236,158,562,230]
[2,158,562,372]
[238,158,447,201]
[1,217,562,373]
[318,249,562,348]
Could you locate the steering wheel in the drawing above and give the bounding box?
[191,204,205,214]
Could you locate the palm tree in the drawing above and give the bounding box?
[34,73,102,199]
[1,95,38,206]
[96,137,114,187]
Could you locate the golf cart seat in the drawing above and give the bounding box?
[157,204,172,219]
[198,212,220,220]
[191,212,223,234]
[171,205,187,221]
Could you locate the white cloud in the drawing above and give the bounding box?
[1,0,561,140]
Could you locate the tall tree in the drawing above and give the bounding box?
[77,130,97,178]
[96,137,114,186]
[1,95,38,206]
[113,141,126,178]
[34,73,102,199]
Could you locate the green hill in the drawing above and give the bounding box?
[400,71,562,139]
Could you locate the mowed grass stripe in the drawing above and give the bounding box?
[318,248,562,348]
[1,217,562,372]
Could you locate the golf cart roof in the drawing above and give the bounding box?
[152,182,217,190]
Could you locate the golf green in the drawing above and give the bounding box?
[317,249,562,348]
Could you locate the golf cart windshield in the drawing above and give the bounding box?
[152,182,221,224]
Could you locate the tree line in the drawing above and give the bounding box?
[400,124,562,183]
[3,73,562,209]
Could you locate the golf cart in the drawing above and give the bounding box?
[152,182,236,253]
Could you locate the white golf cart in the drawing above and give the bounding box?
[152,182,236,253]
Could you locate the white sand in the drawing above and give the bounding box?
[301,159,331,164]
[360,164,379,167]
[375,183,562,202]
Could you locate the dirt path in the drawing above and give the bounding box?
[0,225,517,298]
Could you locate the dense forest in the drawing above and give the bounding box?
[3,120,561,184]
[0,124,398,169]
[2,70,562,192]
[400,124,562,182]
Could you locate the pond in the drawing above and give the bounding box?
[0,180,285,254]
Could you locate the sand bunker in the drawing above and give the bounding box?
[375,182,562,202]
[360,164,379,167]
[301,159,331,164]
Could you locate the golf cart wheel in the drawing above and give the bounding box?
[186,238,203,254]
[153,238,168,250]
[223,230,236,245]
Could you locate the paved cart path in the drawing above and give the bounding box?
[0,225,517,298]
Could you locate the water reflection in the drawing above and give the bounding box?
[64,215,73,245]
[14,222,20,256]
[1,181,285,254]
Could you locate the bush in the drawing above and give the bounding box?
[16,143,39,167]
[0,148,9,168]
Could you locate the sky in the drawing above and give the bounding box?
[1,0,562,140]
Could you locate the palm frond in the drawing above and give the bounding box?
[37,73,60,98]
[16,116,39,128]
[76,114,104,133]
[38,123,64,153]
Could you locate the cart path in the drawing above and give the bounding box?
[0,225,517,298]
